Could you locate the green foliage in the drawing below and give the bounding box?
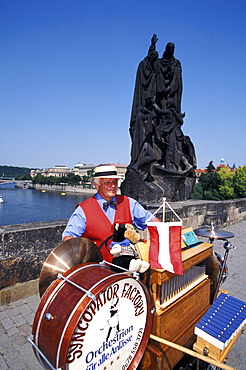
[206,160,216,172]
[15,174,32,180]
[233,165,246,198]
[32,173,82,186]
[217,167,236,199]
[0,165,33,180]
[190,162,246,201]
[32,174,46,185]
[203,188,221,201]
[199,169,221,198]
[190,183,203,199]
[219,185,236,200]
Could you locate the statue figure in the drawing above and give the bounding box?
[121,35,197,202]
[157,42,182,112]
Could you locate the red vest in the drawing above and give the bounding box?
[79,195,132,262]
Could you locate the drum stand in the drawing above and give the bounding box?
[213,239,236,302]
[194,224,235,303]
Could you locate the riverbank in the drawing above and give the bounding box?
[16,182,97,194]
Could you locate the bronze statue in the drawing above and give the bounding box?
[121,35,197,203]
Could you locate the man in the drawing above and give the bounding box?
[62,165,160,262]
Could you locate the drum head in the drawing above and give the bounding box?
[39,237,103,297]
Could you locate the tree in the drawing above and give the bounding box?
[217,167,236,200]
[32,173,82,186]
[15,174,32,180]
[219,185,236,200]
[190,161,246,201]
[199,169,221,199]
[206,160,216,172]
[190,183,203,199]
[0,165,33,179]
[233,166,246,198]
[203,188,221,201]
[80,169,95,188]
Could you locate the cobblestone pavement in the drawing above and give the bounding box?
[0,221,245,370]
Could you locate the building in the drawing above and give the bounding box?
[73,163,95,178]
[30,163,128,181]
[30,165,72,178]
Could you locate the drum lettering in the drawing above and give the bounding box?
[121,282,131,298]
[86,351,95,363]
[89,299,97,316]
[71,331,86,341]
[67,349,83,363]
[82,309,93,322]
[85,328,133,365]
[121,283,144,316]
[107,285,113,301]
[135,304,144,316]
[96,293,104,309]
[67,343,83,364]
[112,283,119,298]
[77,321,88,331]
[100,288,108,304]
[110,336,132,356]
[122,354,133,370]
[97,352,109,365]
[86,363,97,370]
[99,284,119,307]
[132,293,142,305]
[131,328,143,356]
[136,327,143,340]
[129,286,137,299]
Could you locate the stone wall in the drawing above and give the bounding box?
[0,220,66,303]
[1,198,246,304]
[147,198,246,229]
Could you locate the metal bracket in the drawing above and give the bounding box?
[101,260,140,280]
[28,334,62,370]
[57,273,96,301]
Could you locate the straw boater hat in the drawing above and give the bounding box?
[92,165,121,179]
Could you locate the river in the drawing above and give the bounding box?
[0,184,93,226]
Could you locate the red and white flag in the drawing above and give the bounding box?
[147,221,183,275]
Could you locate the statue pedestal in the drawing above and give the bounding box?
[121,168,196,204]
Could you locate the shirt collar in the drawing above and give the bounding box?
[95,193,116,202]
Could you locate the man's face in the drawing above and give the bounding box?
[94,178,118,201]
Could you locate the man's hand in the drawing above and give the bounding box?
[63,236,73,242]
[152,216,161,222]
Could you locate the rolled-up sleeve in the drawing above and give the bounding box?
[129,197,155,230]
[62,206,86,240]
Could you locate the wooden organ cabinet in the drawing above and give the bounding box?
[138,229,213,370]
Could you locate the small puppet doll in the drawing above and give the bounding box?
[110,223,149,273]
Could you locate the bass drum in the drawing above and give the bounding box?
[31,263,153,370]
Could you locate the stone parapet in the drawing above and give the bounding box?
[144,198,246,229]
[0,220,66,296]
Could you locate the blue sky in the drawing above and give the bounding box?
[1,0,246,170]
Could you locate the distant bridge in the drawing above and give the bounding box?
[0,179,16,185]
[0,180,33,187]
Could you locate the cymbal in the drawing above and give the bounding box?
[39,237,103,297]
[194,228,234,240]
